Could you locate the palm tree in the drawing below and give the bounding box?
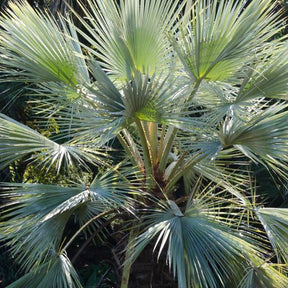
[1,0,288,287]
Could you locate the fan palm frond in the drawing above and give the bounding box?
[173,0,282,83]
[239,263,288,288]
[4,252,83,288]
[73,0,185,80]
[129,198,263,288]
[163,142,251,204]
[0,113,103,172]
[122,72,185,123]
[0,0,87,85]
[219,102,288,177]
[193,159,251,204]
[0,183,89,270]
[256,207,288,263]
[0,168,136,271]
[50,104,125,147]
[237,44,288,102]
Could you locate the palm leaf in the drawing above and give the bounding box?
[0,0,86,85]
[0,183,87,270]
[191,80,238,112]
[193,159,252,205]
[87,59,124,112]
[239,263,288,288]
[0,168,135,271]
[72,0,185,80]
[163,143,251,205]
[50,103,125,147]
[237,44,288,102]
[29,83,83,113]
[5,252,83,288]
[129,199,263,288]
[122,72,183,123]
[172,0,283,82]
[43,59,126,146]
[219,102,288,176]
[0,113,101,171]
[256,207,288,263]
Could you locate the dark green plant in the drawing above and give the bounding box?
[0,246,22,287]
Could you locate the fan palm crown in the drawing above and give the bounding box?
[1,0,288,287]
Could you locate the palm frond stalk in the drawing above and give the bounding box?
[1,0,288,287]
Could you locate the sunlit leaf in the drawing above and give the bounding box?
[256,207,288,263]
[73,0,185,80]
[0,113,102,171]
[173,0,282,82]
[129,200,263,288]
[0,0,86,85]
[239,263,288,288]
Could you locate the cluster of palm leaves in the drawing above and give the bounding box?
[1,0,288,287]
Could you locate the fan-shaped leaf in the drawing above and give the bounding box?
[129,200,263,288]
[73,0,185,80]
[5,253,83,288]
[0,0,85,85]
[173,0,282,82]
[237,45,288,102]
[0,168,135,271]
[219,103,288,176]
[256,207,288,263]
[239,263,288,288]
[0,113,101,171]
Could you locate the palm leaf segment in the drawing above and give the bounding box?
[3,252,83,288]
[129,197,264,288]
[174,0,282,82]
[0,169,134,279]
[0,0,86,85]
[0,113,102,171]
[75,0,183,79]
[256,208,288,263]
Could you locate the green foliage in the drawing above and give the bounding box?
[1,0,288,287]
[79,263,117,288]
[0,246,22,287]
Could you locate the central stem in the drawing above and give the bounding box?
[135,118,154,187]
